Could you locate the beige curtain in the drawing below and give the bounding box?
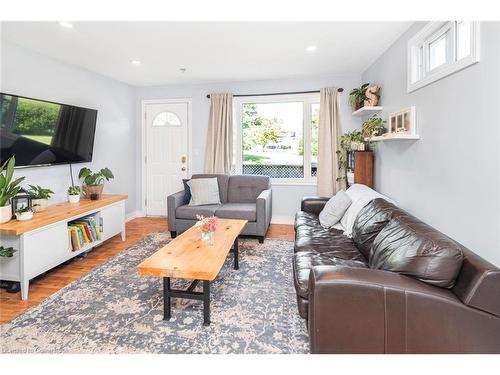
[204,93,233,174]
[317,87,344,197]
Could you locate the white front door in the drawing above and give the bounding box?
[145,101,189,216]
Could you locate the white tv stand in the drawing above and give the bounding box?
[0,194,127,300]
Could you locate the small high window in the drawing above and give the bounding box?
[408,22,480,92]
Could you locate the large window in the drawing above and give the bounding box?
[407,21,480,92]
[233,94,319,184]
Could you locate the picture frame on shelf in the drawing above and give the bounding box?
[388,106,416,136]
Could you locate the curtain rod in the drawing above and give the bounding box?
[206,88,343,99]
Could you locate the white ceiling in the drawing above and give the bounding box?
[2,22,411,86]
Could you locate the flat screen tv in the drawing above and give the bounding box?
[0,93,98,168]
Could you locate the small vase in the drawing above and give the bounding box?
[68,194,81,204]
[201,231,214,245]
[32,198,48,212]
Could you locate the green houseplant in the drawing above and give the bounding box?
[15,204,33,221]
[336,130,366,184]
[362,116,386,140]
[349,83,370,112]
[27,184,54,212]
[0,156,25,224]
[79,167,114,200]
[0,246,16,258]
[67,185,81,204]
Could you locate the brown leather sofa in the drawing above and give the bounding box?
[293,196,500,353]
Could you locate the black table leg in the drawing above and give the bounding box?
[163,277,171,321]
[233,237,239,270]
[203,280,210,326]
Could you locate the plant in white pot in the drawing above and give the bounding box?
[67,185,81,203]
[27,185,54,212]
[0,156,25,224]
[15,205,33,221]
[79,167,114,200]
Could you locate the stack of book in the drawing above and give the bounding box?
[68,217,102,252]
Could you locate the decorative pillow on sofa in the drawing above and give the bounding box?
[318,190,352,228]
[369,216,464,288]
[182,179,191,204]
[187,178,221,206]
[340,184,394,237]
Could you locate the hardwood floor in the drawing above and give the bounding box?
[0,217,294,324]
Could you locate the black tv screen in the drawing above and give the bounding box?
[0,93,97,168]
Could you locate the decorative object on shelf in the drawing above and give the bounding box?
[363,85,380,107]
[0,156,25,224]
[27,184,54,212]
[362,116,387,141]
[0,245,16,257]
[67,186,81,204]
[349,83,370,111]
[11,188,32,219]
[388,106,417,135]
[195,214,218,245]
[79,167,114,200]
[15,205,33,221]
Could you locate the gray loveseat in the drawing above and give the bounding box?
[167,174,272,242]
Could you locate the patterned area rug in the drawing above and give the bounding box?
[0,233,309,353]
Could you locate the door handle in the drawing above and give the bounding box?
[181,167,186,171]
[181,155,187,163]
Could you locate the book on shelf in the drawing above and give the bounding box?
[67,217,102,252]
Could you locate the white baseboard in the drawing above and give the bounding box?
[126,210,144,222]
[271,215,295,225]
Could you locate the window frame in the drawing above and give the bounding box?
[407,21,480,93]
[233,93,320,186]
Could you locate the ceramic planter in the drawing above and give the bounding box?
[16,211,33,221]
[32,198,48,212]
[68,194,81,204]
[0,205,12,224]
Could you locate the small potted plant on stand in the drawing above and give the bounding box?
[15,205,33,221]
[27,185,54,212]
[79,167,114,200]
[0,156,25,224]
[67,185,81,203]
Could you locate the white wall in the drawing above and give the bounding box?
[135,74,361,223]
[1,41,138,216]
[362,22,500,265]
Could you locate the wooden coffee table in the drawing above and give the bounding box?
[137,218,247,326]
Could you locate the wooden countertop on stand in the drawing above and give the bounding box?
[0,194,128,236]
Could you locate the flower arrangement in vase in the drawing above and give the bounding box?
[195,215,218,245]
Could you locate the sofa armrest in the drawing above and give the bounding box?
[308,266,479,354]
[256,188,272,236]
[167,190,186,231]
[301,196,329,215]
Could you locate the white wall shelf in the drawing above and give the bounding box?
[368,134,420,141]
[352,106,383,117]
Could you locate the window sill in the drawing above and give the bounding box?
[271,179,317,186]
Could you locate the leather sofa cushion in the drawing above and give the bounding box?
[175,204,221,220]
[369,216,464,288]
[295,226,367,262]
[215,203,257,221]
[352,198,406,259]
[293,251,367,298]
[295,211,321,230]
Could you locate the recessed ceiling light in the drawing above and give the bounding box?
[130,59,141,66]
[306,45,317,53]
[58,21,73,29]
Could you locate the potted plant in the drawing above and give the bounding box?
[15,205,33,221]
[0,246,16,258]
[0,156,25,224]
[336,130,366,184]
[79,167,114,200]
[362,116,386,140]
[67,185,81,203]
[27,184,54,212]
[349,83,370,112]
